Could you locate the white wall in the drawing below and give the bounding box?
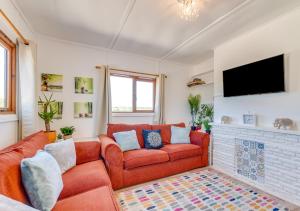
[36,36,192,139]
[0,0,35,149]
[214,7,300,128]
[189,58,214,104]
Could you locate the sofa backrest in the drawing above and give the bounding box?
[0,131,50,204]
[107,123,186,147]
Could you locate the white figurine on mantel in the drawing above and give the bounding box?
[221,116,231,124]
[273,118,294,130]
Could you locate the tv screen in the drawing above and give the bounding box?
[223,54,285,97]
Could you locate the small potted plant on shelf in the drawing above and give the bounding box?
[38,93,57,142]
[188,94,201,131]
[60,126,75,140]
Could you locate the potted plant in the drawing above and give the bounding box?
[60,126,75,140]
[38,93,57,142]
[201,104,214,134]
[188,94,201,131]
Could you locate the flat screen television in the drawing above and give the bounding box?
[223,54,285,97]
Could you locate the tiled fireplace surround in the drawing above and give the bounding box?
[212,124,300,206]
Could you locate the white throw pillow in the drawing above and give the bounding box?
[170,126,191,144]
[44,138,76,173]
[0,194,38,211]
[113,130,141,152]
[21,150,63,211]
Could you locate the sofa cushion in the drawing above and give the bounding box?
[54,186,118,211]
[123,149,169,169]
[0,194,38,211]
[161,144,202,161]
[44,139,76,173]
[21,150,63,211]
[0,149,29,204]
[113,130,141,152]
[151,123,185,145]
[143,129,163,149]
[75,141,101,165]
[170,126,190,144]
[107,124,151,148]
[59,160,111,200]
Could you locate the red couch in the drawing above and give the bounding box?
[100,123,210,190]
[0,131,119,211]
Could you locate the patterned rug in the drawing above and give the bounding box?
[116,168,299,211]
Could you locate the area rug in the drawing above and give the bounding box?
[116,168,298,211]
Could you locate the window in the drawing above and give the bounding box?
[110,74,155,113]
[0,31,16,114]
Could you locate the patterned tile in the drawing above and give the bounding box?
[116,168,298,211]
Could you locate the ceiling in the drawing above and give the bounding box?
[14,0,300,65]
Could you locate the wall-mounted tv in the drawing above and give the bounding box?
[223,54,285,97]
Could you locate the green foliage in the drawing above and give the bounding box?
[60,126,75,136]
[57,133,63,140]
[38,93,57,132]
[196,104,214,126]
[203,119,212,131]
[188,94,201,115]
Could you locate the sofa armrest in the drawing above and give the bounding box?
[190,131,210,166]
[99,135,124,190]
[75,141,101,165]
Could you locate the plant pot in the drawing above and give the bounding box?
[191,126,197,131]
[63,135,72,140]
[205,130,211,135]
[44,131,57,143]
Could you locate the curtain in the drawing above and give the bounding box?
[154,74,166,124]
[96,65,112,135]
[17,40,37,139]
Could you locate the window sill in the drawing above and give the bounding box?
[112,113,155,117]
[0,114,18,123]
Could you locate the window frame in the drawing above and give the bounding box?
[0,30,16,114]
[110,73,156,113]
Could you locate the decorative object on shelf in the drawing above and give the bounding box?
[41,73,63,92]
[243,114,257,126]
[75,77,93,94]
[188,94,201,131]
[38,101,63,120]
[60,126,75,140]
[38,93,57,142]
[177,0,202,21]
[203,119,212,134]
[187,78,206,87]
[74,102,93,118]
[273,118,293,130]
[221,116,231,124]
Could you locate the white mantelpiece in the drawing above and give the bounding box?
[212,123,300,206]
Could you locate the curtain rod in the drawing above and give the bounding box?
[95,65,166,78]
[0,9,29,45]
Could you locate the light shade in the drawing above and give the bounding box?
[177,0,201,21]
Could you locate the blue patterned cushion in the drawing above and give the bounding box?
[143,129,163,149]
[113,130,141,152]
[170,126,191,144]
[21,150,63,211]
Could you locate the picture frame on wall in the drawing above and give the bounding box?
[75,77,93,94]
[74,102,93,118]
[41,73,63,92]
[243,114,257,127]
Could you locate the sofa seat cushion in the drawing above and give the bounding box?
[161,144,202,161]
[123,149,169,170]
[53,186,118,211]
[59,160,111,200]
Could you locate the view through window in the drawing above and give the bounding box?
[110,74,155,112]
[0,45,7,109]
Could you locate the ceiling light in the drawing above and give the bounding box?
[177,0,201,21]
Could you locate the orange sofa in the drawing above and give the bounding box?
[100,123,210,190]
[0,131,119,211]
